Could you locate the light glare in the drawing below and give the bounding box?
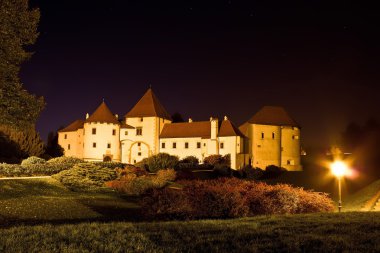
[331,161,348,177]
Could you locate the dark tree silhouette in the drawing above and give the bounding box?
[45,130,64,158]
[171,112,184,123]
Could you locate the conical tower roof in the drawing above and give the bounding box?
[247,106,299,127]
[125,88,171,120]
[85,101,120,124]
[219,119,246,137]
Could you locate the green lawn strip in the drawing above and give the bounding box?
[344,179,380,211]
[0,178,139,223]
[0,212,379,252]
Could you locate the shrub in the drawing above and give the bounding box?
[141,178,334,220]
[105,168,176,195]
[47,156,83,165]
[238,165,264,180]
[179,156,199,165]
[0,163,24,177]
[53,163,117,191]
[93,161,125,169]
[262,165,286,179]
[135,153,179,173]
[213,164,232,177]
[21,156,46,166]
[203,154,231,167]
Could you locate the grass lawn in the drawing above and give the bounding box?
[0,212,380,252]
[0,178,140,225]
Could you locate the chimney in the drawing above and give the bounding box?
[211,117,218,140]
[86,113,89,119]
[189,118,193,123]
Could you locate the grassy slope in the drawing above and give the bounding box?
[0,212,380,252]
[344,179,380,211]
[0,178,140,225]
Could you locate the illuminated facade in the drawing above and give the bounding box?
[58,88,302,170]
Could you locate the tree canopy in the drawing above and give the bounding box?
[0,0,44,128]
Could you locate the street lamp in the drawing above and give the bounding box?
[330,160,348,212]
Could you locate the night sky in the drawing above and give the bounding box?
[21,0,380,148]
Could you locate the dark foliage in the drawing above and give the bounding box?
[45,131,64,158]
[141,178,334,220]
[171,112,184,123]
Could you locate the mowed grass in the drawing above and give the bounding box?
[0,212,380,252]
[0,178,140,225]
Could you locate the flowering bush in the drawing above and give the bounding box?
[105,168,176,195]
[141,178,334,220]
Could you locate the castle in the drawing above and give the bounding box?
[58,88,302,170]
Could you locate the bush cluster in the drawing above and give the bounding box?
[21,156,46,166]
[105,167,176,195]
[141,178,334,220]
[136,153,179,173]
[53,163,117,191]
[0,156,84,177]
[203,154,231,167]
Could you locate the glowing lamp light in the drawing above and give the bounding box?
[330,161,348,178]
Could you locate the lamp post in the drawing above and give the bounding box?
[330,160,348,212]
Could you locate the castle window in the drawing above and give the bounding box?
[134,159,136,163]
[204,143,206,147]
[138,152,141,156]
[68,144,70,150]
[93,142,96,148]
[197,142,201,149]
[64,134,67,139]
[125,131,128,135]
[136,127,142,136]
[185,142,189,149]
[137,142,141,147]
[173,142,177,149]
[220,143,224,149]
[261,132,264,139]
[162,142,165,149]
[112,129,116,135]
[140,117,144,122]
[92,128,96,135]
[107,143,111,149]
[272,132,275,139]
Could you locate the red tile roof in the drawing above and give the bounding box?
[85,101,120,124]
[160,121,211,138]
[120,122,135,129]
[247,106,299,127]
[59,119,84,132]
[219,119,246,137]
[125,88,171,120]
